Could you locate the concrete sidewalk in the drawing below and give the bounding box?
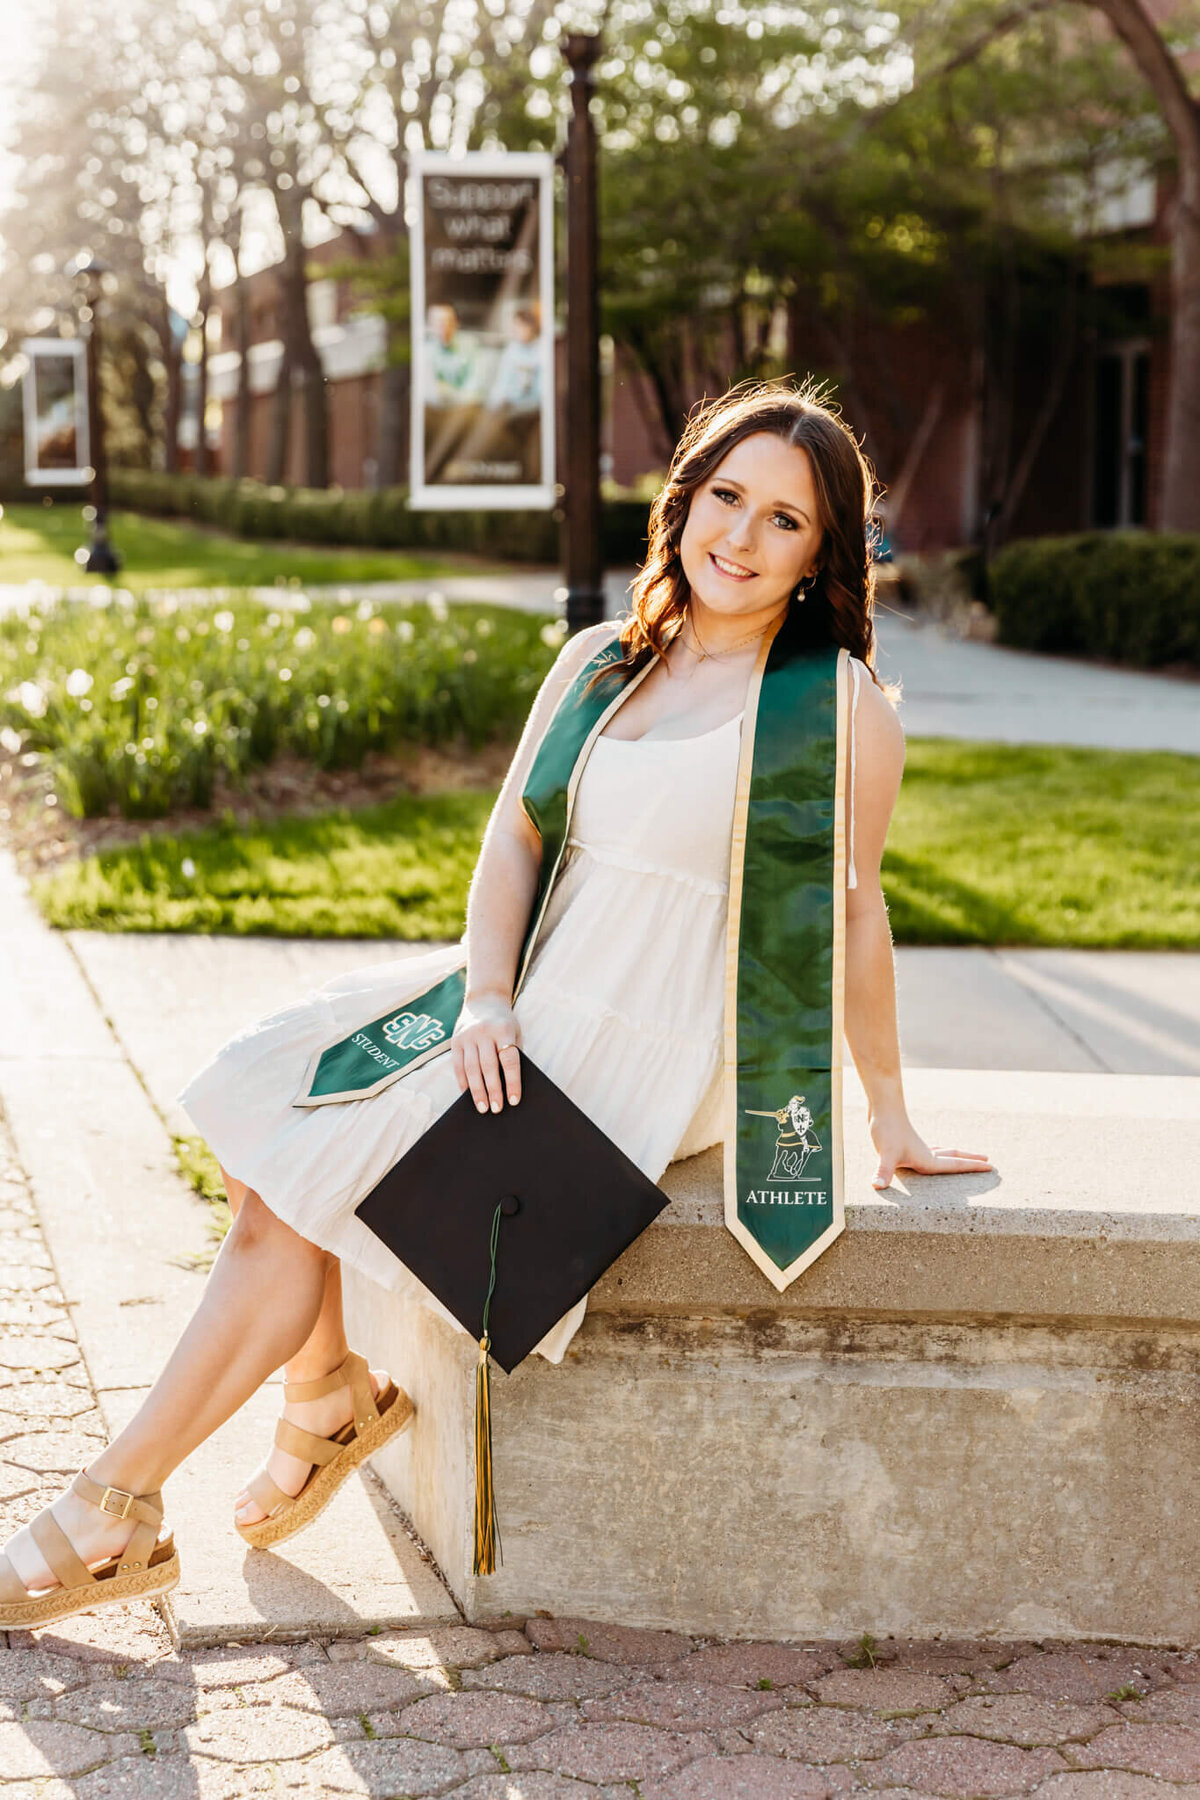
[0,850,461,1647]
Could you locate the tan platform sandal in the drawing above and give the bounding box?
[0,1470,180,1630]
[236,1350,414,1550]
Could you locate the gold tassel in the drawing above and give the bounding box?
[473,1199,505,1577]
[473,1333,498,1575]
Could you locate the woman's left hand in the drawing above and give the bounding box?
[870,1113,993,1190]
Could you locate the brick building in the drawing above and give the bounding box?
[207,163,1174,552]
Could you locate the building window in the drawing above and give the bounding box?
[1092,341,1149,527]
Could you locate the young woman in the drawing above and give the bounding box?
[0,379,990,1627]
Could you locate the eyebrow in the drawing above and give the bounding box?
[712,476,810,525]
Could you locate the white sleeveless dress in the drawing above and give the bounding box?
[177,709,745,1363]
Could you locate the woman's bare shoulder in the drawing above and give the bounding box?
[534,620,622,703]
[516,622,620,745]
[557,619,622,673]
[851,658,905,765]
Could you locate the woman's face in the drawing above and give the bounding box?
[678,431,823,618]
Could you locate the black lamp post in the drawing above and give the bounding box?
[67,250,122,576]
[561,32,604,633]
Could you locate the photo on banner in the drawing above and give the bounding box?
[21,338,90,487]
[408,149,556,511]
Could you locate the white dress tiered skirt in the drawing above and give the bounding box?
[177,710,744,1362]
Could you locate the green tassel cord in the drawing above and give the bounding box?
[473,1200,505,1576]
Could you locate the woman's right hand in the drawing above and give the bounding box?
[452,992,522,1113]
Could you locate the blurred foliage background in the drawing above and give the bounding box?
[0,0,1183,513]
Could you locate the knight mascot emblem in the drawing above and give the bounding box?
[746,1096,822,1180]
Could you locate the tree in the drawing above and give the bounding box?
[786,3,1157,550]
[884,0,1197,530]
[590,0,1155,557]
[1075,0,1200,528]
[202,0,335,489]
[297,0,560,483]
[0,0,188,471]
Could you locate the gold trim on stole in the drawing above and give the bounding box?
[513,642,659,996]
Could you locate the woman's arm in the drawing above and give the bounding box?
[452,622,614,1116]
[844,665,992,1189]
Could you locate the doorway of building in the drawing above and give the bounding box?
[1092,341,1149,527]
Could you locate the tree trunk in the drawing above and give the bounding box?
[126,322,158,464]
[625,320,690,448]
[1164,187,1200,529]
[284,233,329,490]
[157,298,182,475]
[231,269,251,481]
[1084,0,1200,530]
[195,287,211,480]
[225,208,253,482]
[269,184,330,489]
[283,241,328,489]
[376,352,409,488]
[192,180,215,480]
[373,201,410,488]
[266,341,293,488]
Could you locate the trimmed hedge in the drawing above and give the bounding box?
[990,532,1200,669]
[109,469,650,567]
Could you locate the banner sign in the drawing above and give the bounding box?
[409,149,555,511]
[21,339,90,486]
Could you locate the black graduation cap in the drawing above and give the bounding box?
[354,1053,669,1572]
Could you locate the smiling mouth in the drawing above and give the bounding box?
[709,553,756,579]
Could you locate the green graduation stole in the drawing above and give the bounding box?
[294,617,849,1291]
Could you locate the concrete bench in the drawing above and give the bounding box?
[345,1066,1200,1646]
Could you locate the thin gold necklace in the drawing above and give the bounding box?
[681,613,777,662]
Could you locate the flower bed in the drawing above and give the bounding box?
[0,590,560,820]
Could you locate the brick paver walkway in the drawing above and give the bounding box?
[3,1109,1200,1799]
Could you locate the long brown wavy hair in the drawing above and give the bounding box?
[603,376,885,685]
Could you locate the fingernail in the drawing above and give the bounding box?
[476,1102,487,1113]
[491,1100,502,1113]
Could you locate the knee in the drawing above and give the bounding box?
[225,1189,327,1264]
[224,1189,277,1252]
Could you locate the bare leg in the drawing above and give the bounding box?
[223,1168,351,1380]
[4,1187,332,1593]
[220,1169,389,1526]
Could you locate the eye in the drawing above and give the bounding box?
[712,486,798,525]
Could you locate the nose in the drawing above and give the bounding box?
[725,512,756,551]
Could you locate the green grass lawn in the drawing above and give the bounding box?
[0,502,489,592]
[34,787,493,939]
[882,740,1199,947]
[30,740,1200,948]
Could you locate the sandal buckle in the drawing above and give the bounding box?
[99,1485,135,1519]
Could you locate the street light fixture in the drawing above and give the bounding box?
[66,249,122,576]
